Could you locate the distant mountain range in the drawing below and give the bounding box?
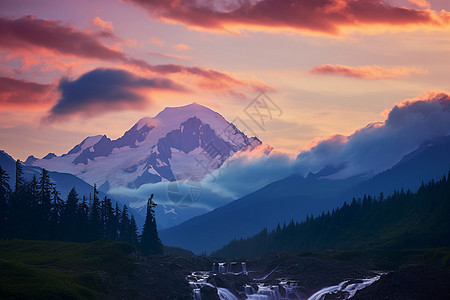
[26,103,260,191]
[159,135,450,254]
[0,150,125,207]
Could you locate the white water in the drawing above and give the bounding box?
[217,288,239,300]
[242,262,247,273]
[307,275,380,300]
[254,267,278,281]
[244,282,302,300]
[218,263,226,273]
[189,263,301,300]
[190,263,380,300]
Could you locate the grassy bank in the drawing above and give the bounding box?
[0,239,136,299]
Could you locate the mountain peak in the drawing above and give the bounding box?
[135,117,159,130]
[156,102,214,117]
[43,152,57,160]
[154,102,226,134]
[28,102,261,196]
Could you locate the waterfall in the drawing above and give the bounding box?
[192,289,202,300]
[307,275,380,300]
[242,262,247,273]
[244,284,256,294]
[218,263,226,273]
[217,288,239,300]
[253,285,281,299]
[190,264,379,300]
[213,261,248,274]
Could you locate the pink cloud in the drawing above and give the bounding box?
[0,15,272,97]
[0,77,54,110]
[149,36,165,46]
[91,16,114,31]
[172,43,190,51]
[309,64,428,79]
[0,15,123,60]
[125,0,450,35]
[408,0,431,9]
[148,51,191,60]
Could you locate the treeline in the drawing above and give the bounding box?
[212,172,450,259]
[0,160,162,255]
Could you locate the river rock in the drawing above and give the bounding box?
[352,265,450,299]
[200,285,220,300]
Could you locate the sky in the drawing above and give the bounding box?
[1,0,450,161]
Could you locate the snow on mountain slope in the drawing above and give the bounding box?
[27,103,261,192]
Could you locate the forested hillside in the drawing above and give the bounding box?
[212,172,450,258]
[0,160,162,256]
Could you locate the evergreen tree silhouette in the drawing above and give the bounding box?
[0,165,141,244]
[63,188,79,241]
[140,194,162,255]
[14,159,24,192]
[119,205,131,243]
[78,195,90,242]
[0,166,11,237]
[38,169,53,238]
[103,197,117,240]
[49,186,63,239]
[130,215,139,247]
[89,184,102,240]
[10,160,29,238]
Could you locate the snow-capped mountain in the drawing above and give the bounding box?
[26,103,261,191]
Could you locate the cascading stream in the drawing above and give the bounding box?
[189,262,381,300]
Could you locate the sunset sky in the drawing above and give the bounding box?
[1,0,450,161]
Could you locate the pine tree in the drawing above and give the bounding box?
[89,184,102,240]
[103,197,116,240]
[130,215,139,247]
[140,194,163,255]
[78,195,90,242]
[49,186,63,239]
[119,205,131,243]
[14,160,24,193]
[38,169,53,238]
[114,202,121,239]
[63,188,79,241]
[0,166,11,237]
[10,160,29,238]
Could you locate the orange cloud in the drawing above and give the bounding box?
[408,0,431,9]
[125,0,450,36]
[149,36,165,46]
[91,16,114,31]
[172,43,190,51]
[0,77,55,111]
[148,51,191,60]
[309,64,428,79]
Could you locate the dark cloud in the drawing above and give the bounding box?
[125,0,450,35]
[296,93,450,178]
[42,68,186,123]
[0,77,53,109]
